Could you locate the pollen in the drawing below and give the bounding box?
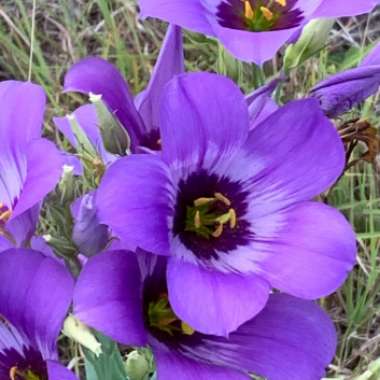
[243,0,254,19]
[275,0,287,6]
[181,321,195,336]
[260,6,274,21]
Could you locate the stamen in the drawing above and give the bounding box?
[275,0,287,6]
[260,6,274,21]
[193,197,215,207]
[229,209,237,229]
[243,0,254,19]
[212,223,224,238]
[0,203,12,224]
[9,367,18,380]
[181,321,195,336]
[194,211,202,229]
[214,192,231,206]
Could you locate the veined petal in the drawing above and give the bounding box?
[135,25,184,134]
[138,0,213,35]
[189,294,336,380]
[227,99,345,217]
[64,57,145,148]
[73,250,148,346]
[97,154,174,256]
[313,0,379,18]
[249,202,356,299]
[160,72,249,178]
[167,258,270,336]
[153,348,249,380]
[0,249,74,359]
[12,139,64,219]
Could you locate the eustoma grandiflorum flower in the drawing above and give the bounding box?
[61,24,184,153]
[0,81,63,252]
[310,42,380,117]
[73,250,337,380]
[138,0,379,63]
[0,249,76,379]
[96,72,356,336]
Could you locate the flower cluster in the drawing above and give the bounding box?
[1,3,379,380]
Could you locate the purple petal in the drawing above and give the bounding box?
[0,80,45,147]
[313,0,379,18]
[194,294,337,380]
[310,66,380,117]
[211,25,297,64]
[138,0,213,35]
[228,99,345,216]
[97,154,174,256]
[245,78,279,129]
[54,104,114,164]
[64,57,145,148]
[47,360,78,380]
[12,139,63,219]
[0,249,74,359]
[249,202,356,299]
[73,250,148,346]
[71,191,109,257]
[160,72,248,175]
[167,258,270,336]
[154,348,249,380]
[135,25,184,135]
[361,42,380,66]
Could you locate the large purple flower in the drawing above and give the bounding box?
[73,250,337,380]
[310,42,380,117]
[96,72,356,336]
[0,81,63,250]
[0,248,76,379]
[62,25,184,152]
[138,0,379,64]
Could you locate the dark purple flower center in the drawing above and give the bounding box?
[138,129,162,152]
[173,170,252,261]
[142,266,195,341]
[216,0,304,32]
[0,318,48,380]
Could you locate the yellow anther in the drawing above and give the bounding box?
[260,6,274,21]
[214,192,231,207]
[181,321,195,336]
[243,0,255,19]
[212,223,224,238]
[194,211,202,229]
[229,209,237,229]
[0,209,12,223]
[193,197,215,207]
[275,0,287,6]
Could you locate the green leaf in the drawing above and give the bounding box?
[84,333,129,380]
[284,19,335,73]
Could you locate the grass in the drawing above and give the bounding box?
[0,1,379,379]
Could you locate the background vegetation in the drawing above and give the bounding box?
[0,1,379,379]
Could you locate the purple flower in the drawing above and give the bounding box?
[138,0,379,64]
[71,191,109,257]
[0,248,76,379]
[310,43,380,117]
[0,81,63,250]
[73,250,337,380]
[96,72,356,336]
[62,25,184,153]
